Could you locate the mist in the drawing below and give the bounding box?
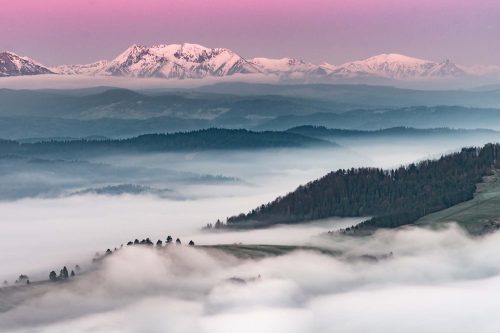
[1,139,497,332]
[2,225,500,333]
[0,74,278,90]
[0,140,489,282]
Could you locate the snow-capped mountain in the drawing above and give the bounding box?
[329,53,466,80]
[0,51,54,77]
[250,57,315,74]
[249,57,334,79]
[52,43,260,79]
[52,60,109,75]
[2,46,500,85]
[101,43,261,79]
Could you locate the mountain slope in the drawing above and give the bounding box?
[102,43,261,78]
[0,52,54,77]
[330,53,467,80]
[249,57,329,79]
[220,144,499,231]
[52,60,109,75]
[0,128,335,157]
[2,47,500,82]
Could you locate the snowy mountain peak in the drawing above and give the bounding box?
[362,53,432,65]
[331,53,465,80]
[102,43,260,78]
[249,57,319,78]
[52,60,109,76]
[2,46,500,83]
[0,51,54,77]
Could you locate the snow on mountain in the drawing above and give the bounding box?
[423,59,466,77]
[249,57,334,79]
[52,60,108,75]
[103,43,261,78]
[318,62,337,72]
[250,57,314,73]
[0,51,54,77]
[3,46,500,83]
[330,53,466,80]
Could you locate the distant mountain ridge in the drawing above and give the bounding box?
[0,52,54,77]
[3,44,500,82]
[328,54,467,80]
[54,43,260,79]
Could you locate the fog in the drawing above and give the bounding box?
[2,225,500,333]
[0,73,277,90]
[0,141,458,283]
[0,139,497,332]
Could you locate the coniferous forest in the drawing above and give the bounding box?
[224,144,500,231]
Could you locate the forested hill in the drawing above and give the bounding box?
[286,126,500,140]
[220,144,500,231]
[0,128,334,157]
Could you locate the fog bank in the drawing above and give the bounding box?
[2,225,500,333]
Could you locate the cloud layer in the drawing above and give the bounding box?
[2,225,500,333]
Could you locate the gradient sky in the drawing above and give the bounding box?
[1,0,500,66]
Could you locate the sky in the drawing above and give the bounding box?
[1,0,500,66]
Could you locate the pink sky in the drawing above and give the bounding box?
[1,0,499,66]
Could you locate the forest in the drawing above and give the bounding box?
[222,143,500,232]
[0,128,332,157]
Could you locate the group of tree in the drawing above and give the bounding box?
[0,128,330,157]
[222,144,500,233]
[124,236,195,247]
[15,235,198,287]
[49,265,80,282]
[92,236,196,262]
[2,274,31,287]
[204,219,225,230]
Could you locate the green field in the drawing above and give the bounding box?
[416,170,500,234]
[202,244,341,259]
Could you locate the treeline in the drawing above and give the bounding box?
[219,144,500,232]
[0,236,197,289]
[286,125,498,139]
[0,128,332,157]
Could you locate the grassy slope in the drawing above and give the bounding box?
[201,244,341,259]
[416,170,500,234]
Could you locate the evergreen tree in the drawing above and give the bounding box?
[226,144,500,232]
[49,271,57,282]
[62,266,69,279]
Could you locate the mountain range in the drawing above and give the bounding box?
[2,43,500,82]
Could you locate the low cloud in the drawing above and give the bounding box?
[2,225,500,333]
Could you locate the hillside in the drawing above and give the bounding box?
[258,106,500,131]
[218,144,500,231]
[286,126,500,141]
[0,128,334,157]
[416,170,500,234]
[4,87,500,139]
